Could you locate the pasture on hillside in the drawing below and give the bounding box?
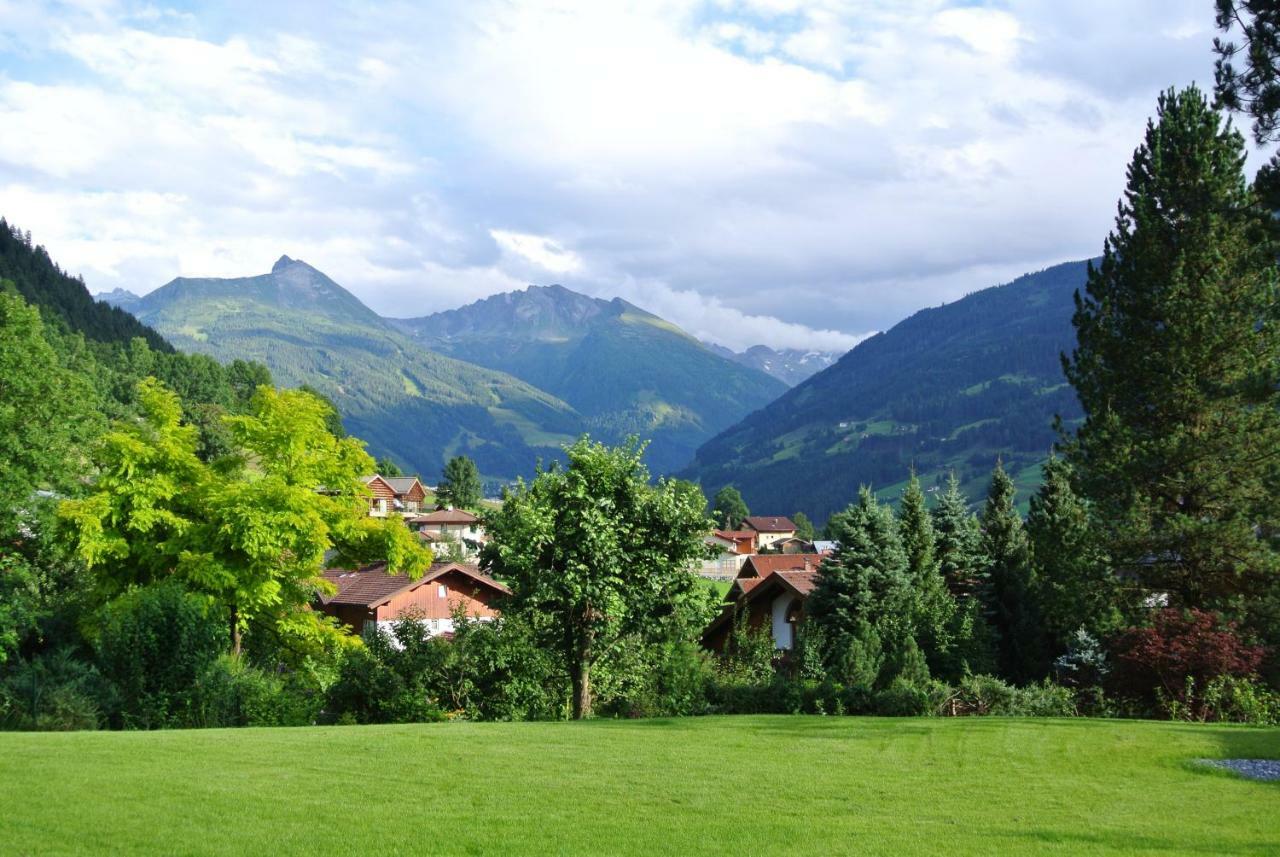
[1,716,1276,856]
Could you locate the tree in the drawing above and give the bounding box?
[711,486,749,530]
[979,461,1044,682]
[931,473,985,599]
[807,487,918,688]
[898,474,955,674]
[1026,454,1125,653]
[1062,87,1280,615]
[438,455,482,510]
[792,511,816,542]
[1214,1,1280,144]
[60,380,433,656]
[375,456,403,477]
[482,438,711,718]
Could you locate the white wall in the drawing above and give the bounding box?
[771,594,797,650]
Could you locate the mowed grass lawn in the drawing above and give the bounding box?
[1,716,1276,856]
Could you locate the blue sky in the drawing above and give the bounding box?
[0,0,1226,350]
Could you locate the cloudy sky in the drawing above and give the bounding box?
[0,0,1229,351]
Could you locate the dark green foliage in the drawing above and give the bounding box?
[324,620,448,725]
[1063,87,1280,618]
[792,511,815,541]
[93,581,229,729]
[0,220,170,352]
[0,649,102,731]
[979,461,1046,682]
[1213,1,1280,144]
[375,456,403,477]
[711,485,749,530]
[438,455,482,509]
[191,656,320,728]
[898,475,956,678]
[396,285,789,474]
[683,261,1090,521]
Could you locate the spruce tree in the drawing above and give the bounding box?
[807,487,917,687]
[1026,454,1125,654]
[931,473,986,599]
[898,474,954,674]
[438,455,483,509]
[980,461,1045,682]
[1063,86,1280,614]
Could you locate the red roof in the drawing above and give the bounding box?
[742,515,797,533]
[703,568,821,643]
[738,553,824,580]
[319,561,509,607]
[409,508,480,525]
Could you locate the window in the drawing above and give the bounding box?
[438,584,447,598]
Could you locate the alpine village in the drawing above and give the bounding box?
[1,2,1279,855]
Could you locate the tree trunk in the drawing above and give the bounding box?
[570,630,593,720]
[229,604,242,656]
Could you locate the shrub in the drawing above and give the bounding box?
[874,678,932,716]
[1109,609,1266,718]
[193,656,321,728]
[938,675,1076,717]
[1165,675,1280,725]
[93,580,228,729]
[0,649,102,731]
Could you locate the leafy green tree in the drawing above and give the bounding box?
[60,380,433,656]
[297,384,345,438]
[482,437,712,718]
[711,486,749,530]
[438,455,482,510]
[375,456,403,477]
[898,474,955,675]
[807,487,919,688]
[0,291,102,537]
[792,511,816,542]
[1026,455,1125,654]
[979,461,1044,682]
[1063,86,1280,615]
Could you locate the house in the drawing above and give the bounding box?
[317,561,509,638]
[703,553,824,652]
[775,536,812,554]
[408,507,486,557]
[698,529,756,578]
[741,515,797,550]
[361,475,430,517]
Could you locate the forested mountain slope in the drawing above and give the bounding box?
[128,257,585,481]
[389,285,789,473]
[681,261,1091,522]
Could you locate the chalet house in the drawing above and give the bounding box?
[699,529,756,578]
[408,507,486,557]
[361,475,429,517]
[317,561,509,638]
[702,553,824,652]
[741,515,797,550]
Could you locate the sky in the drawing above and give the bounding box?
[0,0,1232,351]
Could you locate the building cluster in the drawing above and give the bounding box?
[319,479,835,655]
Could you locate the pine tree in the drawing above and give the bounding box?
[898,474,955,674]
[1027,454,1125,654]
[808,487,917,687]
[1063,86,1280,614]
[438,455,482,510]
[931,473,986,599]
[980,461,1045,682]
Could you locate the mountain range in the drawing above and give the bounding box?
[108,259,790,480]
[679,260,1091,521]
[704,343,839,386]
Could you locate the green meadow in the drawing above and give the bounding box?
[1,716,1275,856]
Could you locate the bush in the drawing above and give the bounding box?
[93,580,228,729]
[1109,609,1266,718]
[938,674,1076,717]
[324,620,447,724]
[193,656,321,727]
[1165,675,1280,725]
[873,678,932,716]
[0,649,102,731]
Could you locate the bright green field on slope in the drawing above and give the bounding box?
[1,717,1275,856]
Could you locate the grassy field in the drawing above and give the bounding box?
[1,716,1276,856]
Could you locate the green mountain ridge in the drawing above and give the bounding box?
[680,260,1092,522]
[389,284,791,473]
[127,257,585,481]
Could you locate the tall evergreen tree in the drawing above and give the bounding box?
[979,461,1045,682]
[898,474,954,674]
[438,455,483,509]
[1062,86,1280,615]
[931,473,986,599]
[1026,455,1125,654]
[808,487,918,687]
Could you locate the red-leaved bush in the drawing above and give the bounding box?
[1109,609,1266,716]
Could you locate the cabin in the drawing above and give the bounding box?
[361,475,398,517]
[702,553,824,652]
[741,515,797,550]
[317,561,509,638]
[361,475,430,517]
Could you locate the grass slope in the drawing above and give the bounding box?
[131,257,585,482]
[1,717,1275,856]
[682,261,1092,522]
[392,285,790,474]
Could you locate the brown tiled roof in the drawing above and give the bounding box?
[774,569,819,597]
[742,515,796,533]
[409,508,480,525]
[713,529,755,541]
[738,553,824,579]
[703,568,821,642]
[319,561,509,607]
